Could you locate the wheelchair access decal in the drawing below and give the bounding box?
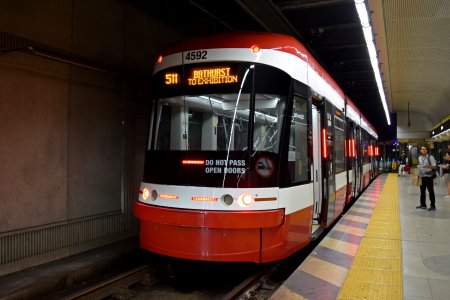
[256,157,274,178]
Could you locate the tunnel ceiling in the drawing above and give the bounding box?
[129,0,450,142]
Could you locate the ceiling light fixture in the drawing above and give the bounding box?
[354,0,391,126]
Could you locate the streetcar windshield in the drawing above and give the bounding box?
[145,62,291,188]
[153,93,283,154]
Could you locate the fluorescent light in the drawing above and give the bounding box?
[432,128,450,138]
[355,0,370,27]
[354,0,391,126]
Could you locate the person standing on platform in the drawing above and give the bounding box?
[398,151,408,176]
[442,150,450,199]
[416,145,437,211]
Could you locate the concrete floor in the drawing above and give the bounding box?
[400,173,450,300]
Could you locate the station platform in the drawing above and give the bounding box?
[270,172,450,300]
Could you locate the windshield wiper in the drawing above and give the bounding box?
[222,65,254,188]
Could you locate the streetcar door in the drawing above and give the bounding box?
[354,126,362,195]
[323,103,336,227]
[312,105,322,223]
[350,125,358,198]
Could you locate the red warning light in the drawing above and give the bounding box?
[250,45,260,53]
[322,129,327,158]
[182,160,205,165]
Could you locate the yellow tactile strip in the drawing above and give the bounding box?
[337,173,402,299]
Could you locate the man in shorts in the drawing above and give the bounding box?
[398,151,408,176]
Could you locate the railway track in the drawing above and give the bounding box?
[52,217,333,299]
[54,259,281,300]
[55,246,316,300]
[63,264,154,299]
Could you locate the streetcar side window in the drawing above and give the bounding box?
[362,131,370,164]
[287,96,309,183]
[334,115,345,173]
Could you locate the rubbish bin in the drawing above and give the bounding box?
[392,161,397,171]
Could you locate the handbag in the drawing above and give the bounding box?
[425,169,437,179]
[413,175,422,186]
[425,155,437,179]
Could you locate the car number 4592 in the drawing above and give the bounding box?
[185,51,207,61]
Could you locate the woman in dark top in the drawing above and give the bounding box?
[442,150,450,199]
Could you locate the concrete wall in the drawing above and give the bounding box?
[0,0,183,275]
[397,111,433,141]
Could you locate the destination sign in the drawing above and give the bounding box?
[163,67,239,86]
